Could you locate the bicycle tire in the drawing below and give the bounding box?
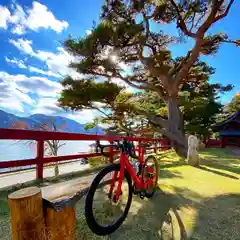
[85,163,133,235]
[142,155,159,198]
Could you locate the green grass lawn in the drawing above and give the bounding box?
[0,148,239,239]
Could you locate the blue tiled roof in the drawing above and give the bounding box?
[220,130,240,136]
[213,112,240,128]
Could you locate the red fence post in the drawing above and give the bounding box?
[109,141,113,163]
[138,141,144,162]
[163,140,167,152]
[138,140,141,159]
[36,140,44,180]
[142,144,145,161]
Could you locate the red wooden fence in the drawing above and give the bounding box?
[205,139,221,148]
[0,128,168,180]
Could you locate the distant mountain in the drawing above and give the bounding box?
[0,110,37,129]
[0,110,103,134]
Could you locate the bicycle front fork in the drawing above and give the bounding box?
[108,169,124,202]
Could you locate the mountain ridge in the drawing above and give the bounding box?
[0,109,103,134]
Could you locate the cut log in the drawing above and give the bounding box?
[41,178,88,240]
[45,206,76,240]
[8,187,45,240]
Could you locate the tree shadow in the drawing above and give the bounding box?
[0,197,11,240]
[197,166,239,180]
[110,188,190,240]
[75,187,193,239]
[160,169,184,179]
[160,161,187,169]
[190,193,240,240]
[201,158,240,175]
[0,199,9,218]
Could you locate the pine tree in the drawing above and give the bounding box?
[59,0,237,158]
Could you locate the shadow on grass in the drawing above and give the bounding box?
[117,188,188,240]
[0,197,11,239]
[201,158,240,175]
[75,187,192,240]
[197,166,239,180]
[0,199,9,217]
[190,193,240,240]
[160,161,187,169]
[159,168,184,179]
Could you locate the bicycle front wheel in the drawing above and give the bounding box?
[85,163,133,235]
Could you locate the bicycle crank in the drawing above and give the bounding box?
[132,184,146,199]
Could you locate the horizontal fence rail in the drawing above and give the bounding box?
[205,139,221,148]
[0,128,169,179]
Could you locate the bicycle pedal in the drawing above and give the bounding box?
[140,194,145,200]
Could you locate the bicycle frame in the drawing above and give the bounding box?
[109,151,155,201]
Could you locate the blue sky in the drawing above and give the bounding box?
[0,0,239,124]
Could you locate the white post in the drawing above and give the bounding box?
[187,135,200,167]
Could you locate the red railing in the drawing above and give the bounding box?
[205,139,221,148]
[0,128,168,180]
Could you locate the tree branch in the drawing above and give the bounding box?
[154,127,186,145]
[136,108,168,128]
[118,74,154,91]
[58,143,66,149]
[173,38,203,94]
[221,39,240,47]
[214,0,235,22]
[90,105,112,119]
[170,0,197,38]
[173,0,234,91]
[197,0,224,35]
[169,50,192,77]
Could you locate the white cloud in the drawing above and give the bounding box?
[66,110,97,124]
[31,97,64,115]
[9,38,34,55]
[11,24,25,34]
[0,2,68,34]
[28,66,61,78]
[17,77,62,97]
[9,38,83,79]
[26,2,68,33]
[0,71,62,98]
[5,55,61,77]
[0,6,10,29]
[35,47,74,76]
[0,81,34,112]
[9,4,26,34]
[32,97,97,124]
[5,57,27,69]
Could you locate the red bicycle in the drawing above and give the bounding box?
[85,138,159,235]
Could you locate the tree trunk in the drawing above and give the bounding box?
[54,163,59,177]
[53,149,59,178]
[136,99,188,158]
[166,98,187,158]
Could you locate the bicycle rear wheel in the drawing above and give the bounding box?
[142,155,159,198]
[85,163,133,235]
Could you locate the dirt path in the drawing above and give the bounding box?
[0,161,89,190]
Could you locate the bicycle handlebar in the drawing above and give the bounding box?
[95,141,119,158]
[95,140,138,159]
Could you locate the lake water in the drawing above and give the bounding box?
[0,140,98,173]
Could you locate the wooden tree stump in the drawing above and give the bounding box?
[8,187,45,240]
[45,202,76,240]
